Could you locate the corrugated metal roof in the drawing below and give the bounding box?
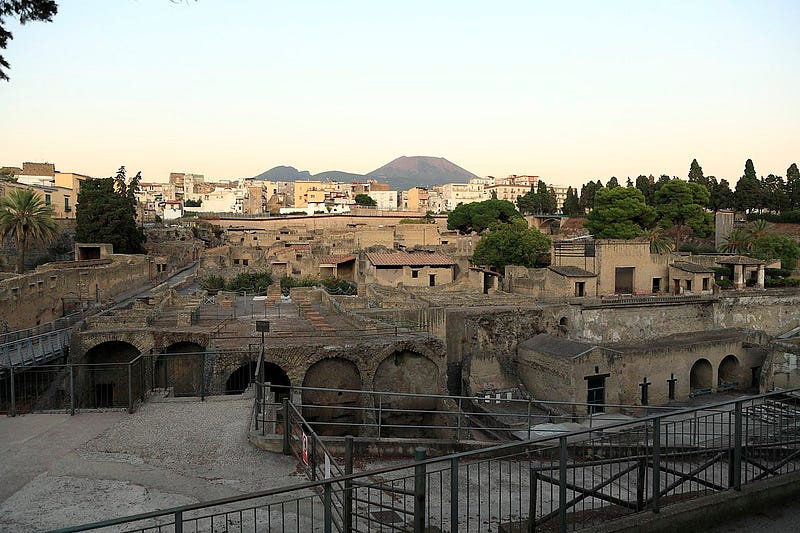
[366,251,455,267]
[671,262,715,273]
[549,265,597,278]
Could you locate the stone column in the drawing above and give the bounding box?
[734,264,744,289]
[757,265,765,289]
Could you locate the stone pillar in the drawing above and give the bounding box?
[733,265,744,289]
[757,265,765,289]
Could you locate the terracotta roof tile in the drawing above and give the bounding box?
[366,251,454,267]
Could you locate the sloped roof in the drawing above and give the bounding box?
[366,251,455,267]
[671,262,715,274]
[519,334,596,359]
[274,244,311,255]
[319,255,356,265]
[549,265,597,278]
[716,255,765,266]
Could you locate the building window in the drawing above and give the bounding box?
[233,259,240,265]
[411,270,419,279]
[242,259,249,266]
[702,277,709,291]
[45,194,51,205]
[575,282,585,297]
[64,197,71,212]
[652,278,661,293]
[686,279,693,292]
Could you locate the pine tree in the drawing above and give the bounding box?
[562,187,581,216]
[734,159,763,213]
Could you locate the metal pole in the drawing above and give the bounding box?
[9,366,15,417]
[344,435,353,532]
[127,363,133,414]
[414,447,427,533]
[529,468,538,533]
[323,481,332,533]
[456,397,462,441]
[69,365,75,416]
[527,399,532,440]
[200,351,206,401]
[651,417,661,513]
[450,456,459,533]
[733,401,743,490]
[558,437,567,533]
[310,432,318,481]
[174,510,183,533]
[377,394,382,439]
[283,397,290,455]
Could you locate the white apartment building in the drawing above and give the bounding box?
[438,182,488,211]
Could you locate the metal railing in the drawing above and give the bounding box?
[55,387,800,532]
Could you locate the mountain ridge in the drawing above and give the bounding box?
[252,156,478,190]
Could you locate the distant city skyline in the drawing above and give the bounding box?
[1,0,798,188]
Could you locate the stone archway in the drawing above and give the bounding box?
[226,361,257,395]
[690,358,713,393]
[373,350,439,437]
[85,341,141,408]
[156,341,205,396]
[718,355,741,390]
[302,358,363,436]
[262,361,291,403]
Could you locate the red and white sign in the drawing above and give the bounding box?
[301,432,309,465]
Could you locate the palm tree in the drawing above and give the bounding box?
[719,229,753,254]
[746,219,771,241]
[0,188,58,273]
[644,227,674,254]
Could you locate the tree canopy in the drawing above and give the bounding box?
[447,198,522,234]
[1,0,58,81]
[472,218,551,272]
[653,178,713,250]
[751,233,800,271]
[0,187,58,272]
[561,186,581,216]
[75,166,146,254]
[583,187,655,238]
[354,193,377,207]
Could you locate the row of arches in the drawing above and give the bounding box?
[690,354,746,391]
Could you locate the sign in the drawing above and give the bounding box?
[301,432,309,465]
[256,320,270,333]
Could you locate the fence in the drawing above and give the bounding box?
[56,387,800,532]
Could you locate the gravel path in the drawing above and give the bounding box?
[0,397,303,531]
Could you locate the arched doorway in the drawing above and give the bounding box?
[262,362,291,403]
[373,350,439,437]
[85,341,141,408]
[690,359,713,394]
[226,361,257,395]
[718,355,741,391]
[156,341,205,396]
[302,358,362,436]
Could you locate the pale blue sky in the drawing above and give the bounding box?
[1,0,798,187]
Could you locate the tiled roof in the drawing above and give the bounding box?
[671,262,715,273]
[366,251,455,267]
[319,255,356,265]
[716,255,765,266]
[548,265,596,277]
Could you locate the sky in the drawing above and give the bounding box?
[1,0,798,188]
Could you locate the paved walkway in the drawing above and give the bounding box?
[0,398,301,531]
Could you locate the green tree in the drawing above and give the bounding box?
[584,187,655,239]
[1,0,58,81]
[751,233,800,271]
[734,159,762,213]
[75,166,146,254]
[708,177,734,211]
[472,218,551,272]
[644,227,674,254]
[761,174,788,214]
[447,199,522,234]
[354,193,377,207]
[635,175,655,205]
[653,179,713,251]
[606,176,620,189]
[687,158,709,189]
[184,198,202,207]
[0,187,58,272]
[719,229,752,254]
[562,187,581,216]
[579,180,603,211]
[787,163,800,211]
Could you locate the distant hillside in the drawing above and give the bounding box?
[252,156,478,190]
[367,156,477,191]
[252,166,312,181]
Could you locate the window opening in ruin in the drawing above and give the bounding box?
[242,259,249,266]
[614,267,634,294]
[702,277,709,291]
[575,282,585,297]
[586,375,607,414]
[686,279,692,292]
[652,278,661,293]
[429,274,436,287]
[411,270,419,279]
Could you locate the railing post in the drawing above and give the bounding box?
[529,468,538,533]
[174,510,183,533]
[127,362,134,414]
[69,365,75,416]
[636,457,646,511]
[558,437,567,533]
[283,397,291,455]
[450,456,459,533]
[527,399,532,440]
[310,431,318,480]
[9,366,15,417]
[651,417,661,513]
[200,351,206,401]
[323,480,333,533]
[254,380,262,432]
[733,401,743,490]
[456,397,462,441]
[344,435,353,532]
[414,447,427,533]
[377,394,382,439]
